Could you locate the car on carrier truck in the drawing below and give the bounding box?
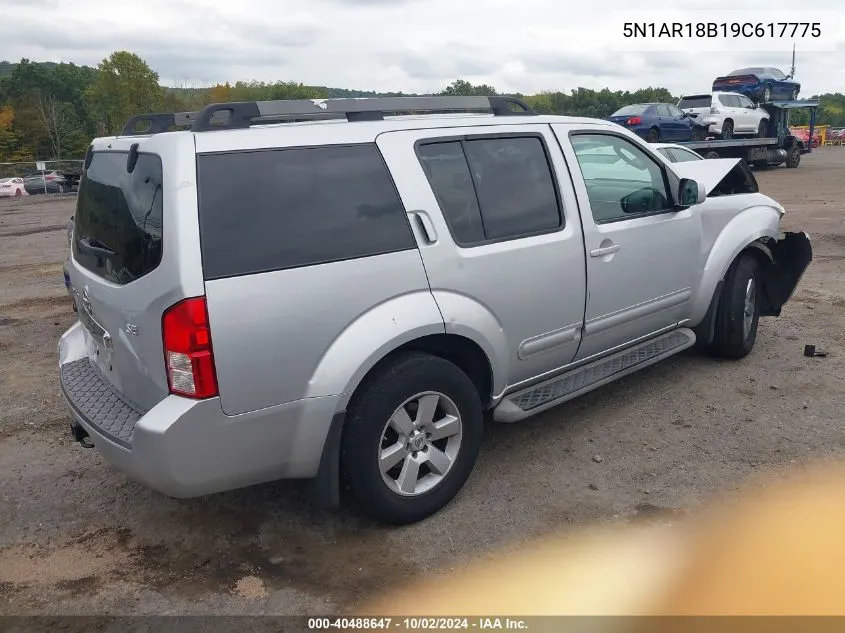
[677,92,770,139]
[58,96,813,525]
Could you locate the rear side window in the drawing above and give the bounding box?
[196,144,415,279]
[418,135,562,245]
[73,151,163,285]
[666,147,703,162]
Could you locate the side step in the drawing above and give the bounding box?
[494,328,696,423]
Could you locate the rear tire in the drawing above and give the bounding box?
[721,120,734,140]
[340,352,484,525]
[646,128,659,143]
[703,151,720,159]
[762,85,772,103]
[707,255,761,360]
[14,189,21,197]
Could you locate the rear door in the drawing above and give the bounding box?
[67,133,202,412]
[376,124,588,387]
[735,94,759,132]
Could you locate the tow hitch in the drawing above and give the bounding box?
[70,422,94,448]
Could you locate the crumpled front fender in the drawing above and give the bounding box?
[756,231,813,316]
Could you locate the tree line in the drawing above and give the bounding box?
[1,51,843,162]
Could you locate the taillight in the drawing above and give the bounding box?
[46,175,56,180]
[162,296,218,399]
[626,117,642,125]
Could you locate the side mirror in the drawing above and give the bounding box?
[678,178,705,207]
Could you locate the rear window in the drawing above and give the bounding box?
[729,68,761,76]
[611,104,649,116]
[678,95,711,109]
[73,151,163,285]
[196,144,415,280]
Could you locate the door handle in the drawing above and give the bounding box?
[411,211,437,244]
[590,244,620,257]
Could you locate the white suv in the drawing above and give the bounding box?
[678,92,769,139]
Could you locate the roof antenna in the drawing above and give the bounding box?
[789,43,796,79]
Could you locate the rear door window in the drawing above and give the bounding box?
[196,143,415,280]
[73,151,163,285]
[417,135,563,245]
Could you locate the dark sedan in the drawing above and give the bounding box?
[23,170,70,194]
[712,67,800,103]
[607,103,709,143]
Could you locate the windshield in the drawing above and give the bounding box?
[73,151,164,285]
[678,95,711,109]
[611,104,649,117]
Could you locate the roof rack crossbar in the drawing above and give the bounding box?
[120,111,198,136]
[190,96,537,132]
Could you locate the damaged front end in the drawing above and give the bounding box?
[755,232,813,317]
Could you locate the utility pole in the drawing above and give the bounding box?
[789,44,796,79]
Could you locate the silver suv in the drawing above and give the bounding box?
[59,96,811,525]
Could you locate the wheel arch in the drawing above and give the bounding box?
[690,205,782,325]
[309,331,496,510]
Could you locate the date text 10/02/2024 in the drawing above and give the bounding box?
[622,22,821,38]
[307,617,529,630]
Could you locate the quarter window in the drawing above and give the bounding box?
[196,144,416,279]
[417,135,562,245]
[571,133,673,224]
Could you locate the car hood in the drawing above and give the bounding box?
[669,157,740,195]
[670,157,785,212]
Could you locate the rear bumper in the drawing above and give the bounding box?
[58,321,342,498]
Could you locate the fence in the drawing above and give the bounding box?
[787,125,845,148]
[0,159,85,180]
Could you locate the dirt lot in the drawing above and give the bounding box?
[2,151,845,616]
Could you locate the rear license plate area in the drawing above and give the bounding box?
[80,308,113,375]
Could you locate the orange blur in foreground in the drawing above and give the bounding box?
[362,462,845,617]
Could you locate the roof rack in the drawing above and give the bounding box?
[120,111,198,136]
[188,96,537,132]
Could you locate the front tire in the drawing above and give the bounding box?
[785,144,801,168]
[762,85,772,103]
[757,120,768,138]
[340,352,484,525]
[707,254,761,359]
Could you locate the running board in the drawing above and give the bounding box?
[493,328,696,423]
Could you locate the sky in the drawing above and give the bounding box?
[1,0,844,97]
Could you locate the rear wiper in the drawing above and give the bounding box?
[78,235,116,256]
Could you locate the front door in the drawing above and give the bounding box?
[552,124,702,360]
[377,125,588,390]
[657,104,683,141]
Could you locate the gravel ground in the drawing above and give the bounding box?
[1,151,844,615]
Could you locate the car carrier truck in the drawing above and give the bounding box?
[656,99,820,169]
